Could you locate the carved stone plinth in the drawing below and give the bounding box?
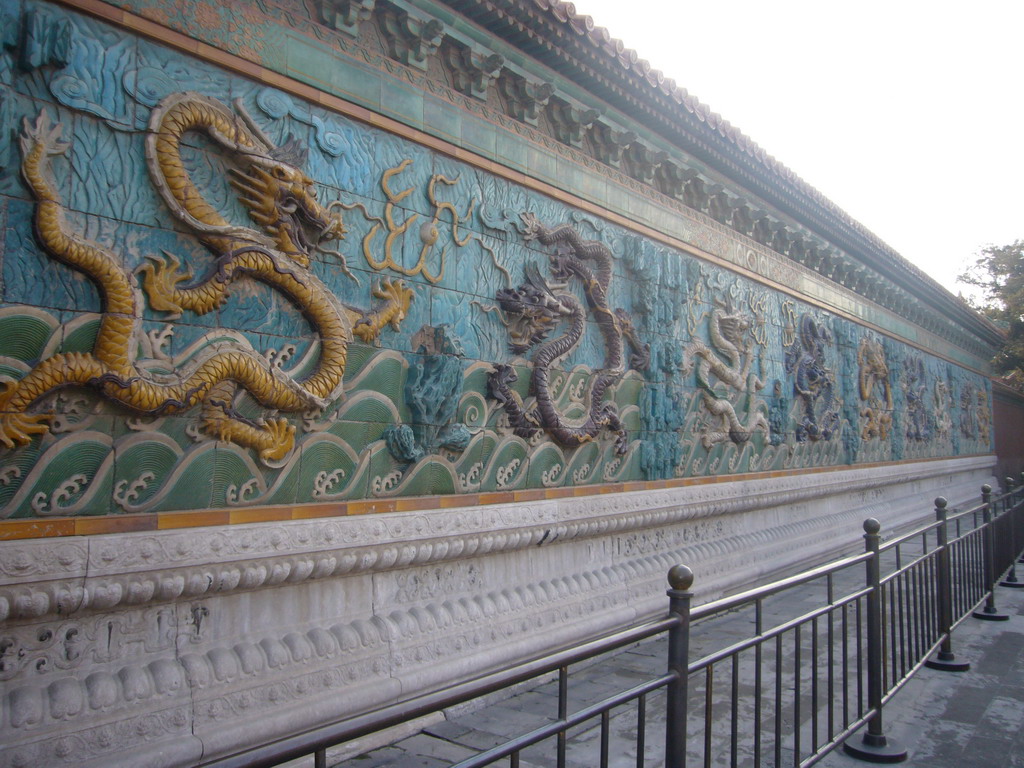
[0,456,995,767]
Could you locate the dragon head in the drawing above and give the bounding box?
[859,338,888,378]
[496,264,568,354]
[228,137,346,267]
[716,312,751,348]
[800,315,832,354]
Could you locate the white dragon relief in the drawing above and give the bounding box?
[682,299,770,449]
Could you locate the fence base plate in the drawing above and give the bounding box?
[973,608,1010,621]
[843,731,908,763]
[924,652,970,672]
[999,579,1024,589]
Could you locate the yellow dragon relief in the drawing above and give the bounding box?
[857,337,893,441]
[3,92,414,462]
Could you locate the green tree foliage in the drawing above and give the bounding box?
[958,240,1024,381]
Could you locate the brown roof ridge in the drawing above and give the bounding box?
[534,0,787,164]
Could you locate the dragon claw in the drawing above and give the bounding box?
[549,253,573,282]
[487,364,518,405]
[352,321,375,344]
[0,411,54,450]
[20,112,70,158]
[258,418,295,463]
[355,279,415,342]
[139,253,191,316]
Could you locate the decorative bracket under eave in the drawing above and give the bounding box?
[589,119,636,168]
[623,140,668,186]
[317,0,376,37]
[378,1,444,71]
[498,70,554,126]
[653,160,693,201]
[445,42,504,100]
[548,98,600,148]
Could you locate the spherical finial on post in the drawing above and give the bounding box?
[667,564,694,592]
[1007,477,1016,490]
[934,496,947,511]
[863,518,881,535]
[982,484,992,494]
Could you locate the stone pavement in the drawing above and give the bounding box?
[819,581,1024,768]
[331,574,1024,768]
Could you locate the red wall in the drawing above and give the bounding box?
[993,382,1024,484]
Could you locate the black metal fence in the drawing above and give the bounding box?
[198,477,1024,768]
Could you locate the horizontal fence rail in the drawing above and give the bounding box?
[197,478,1024,768]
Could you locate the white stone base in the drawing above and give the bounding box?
[0,456,995,767]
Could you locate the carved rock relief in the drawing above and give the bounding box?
[384,324,470,465]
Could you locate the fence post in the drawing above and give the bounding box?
[665,564,693,768]
[844,518,907,763]
[1019,471,1024,565]
[926,497,970,671]
[973,484,1009,621]
[1000,478,1024,588]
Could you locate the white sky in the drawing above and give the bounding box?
[569,0,1024,297]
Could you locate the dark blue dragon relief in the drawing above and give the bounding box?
[487,214,649,455]
[783,314,839,442]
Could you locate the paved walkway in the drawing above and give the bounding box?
[819,582,1024,768]
[331,576,1024,768]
